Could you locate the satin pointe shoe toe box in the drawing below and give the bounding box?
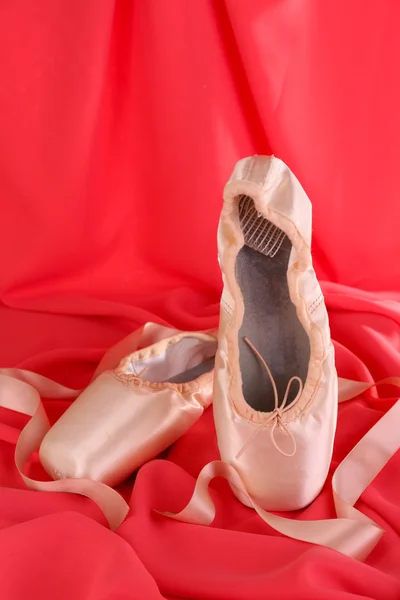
[39,331,217,487]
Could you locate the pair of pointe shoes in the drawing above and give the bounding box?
[12,155,399,560]
[40,155,338,514]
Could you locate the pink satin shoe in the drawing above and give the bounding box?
[39,330,217,487]
[214,155,338,511]
[164,156,399,561]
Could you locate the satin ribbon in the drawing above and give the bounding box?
[1,329,399,557]
[0,322,178,530]
[161,377,400,561]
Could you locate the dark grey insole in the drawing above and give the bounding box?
[167,357,215,384]
[236,238,310,412]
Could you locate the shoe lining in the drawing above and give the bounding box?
[236,195,310,412]
[124,337,216,384]
[167,356,215,384]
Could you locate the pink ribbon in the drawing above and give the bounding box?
[1,327,399,559]
[0,322,178,530]
[161,377,400,561]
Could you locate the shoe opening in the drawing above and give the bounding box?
[122,336,216,384]
[236,195,310,412]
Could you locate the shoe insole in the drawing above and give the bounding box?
[236,238,310,412]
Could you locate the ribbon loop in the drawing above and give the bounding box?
[161,375,400,561]
[271,417,297,457]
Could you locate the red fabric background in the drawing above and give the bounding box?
[1,1,400,598]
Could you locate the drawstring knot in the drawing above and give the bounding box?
[114,366,147,391]
[235,337,303,459]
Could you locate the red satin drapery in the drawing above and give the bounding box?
[1,1,400,598]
